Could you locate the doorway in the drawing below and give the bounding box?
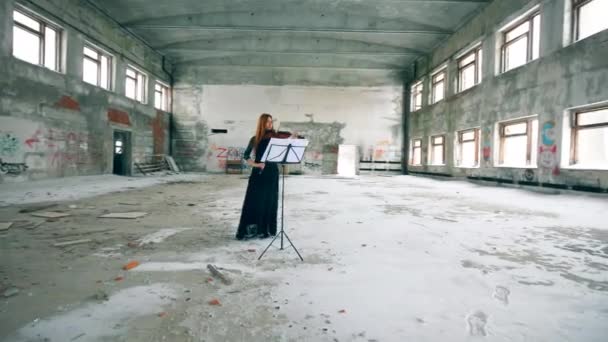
[113,130,131,175]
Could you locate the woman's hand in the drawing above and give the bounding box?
[257,162,265,170]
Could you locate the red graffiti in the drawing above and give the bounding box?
[482,147,491,161]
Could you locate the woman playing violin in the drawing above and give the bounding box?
[236,113,293,240]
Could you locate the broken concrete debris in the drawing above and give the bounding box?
[53,239,92,247]
[0,222,13,231]
[3,287,20,298]
[94,289,109,301]
[99,212,148,219]
[207,264,233,285]
[31,212,71,218]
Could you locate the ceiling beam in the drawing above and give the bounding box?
[129,25,452,35]
[175,64,407,71]
[164,49,421,57]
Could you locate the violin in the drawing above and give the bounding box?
[263,130,304,139]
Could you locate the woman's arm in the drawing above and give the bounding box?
[243,137,265,169]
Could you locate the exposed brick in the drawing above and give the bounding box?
[55,96,80,111]
[152,111,166,154]
[107,108,131,126]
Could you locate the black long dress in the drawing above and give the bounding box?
[236,134,279,240]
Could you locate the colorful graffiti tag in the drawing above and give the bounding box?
[482,126,492,163]
[0,133,20,157]
[539,121,559,176]
[0,159,28,175]
[207,144,246,171]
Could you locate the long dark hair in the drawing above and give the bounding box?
[255,113,273,146]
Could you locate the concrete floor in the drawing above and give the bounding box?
[0,173,607,341]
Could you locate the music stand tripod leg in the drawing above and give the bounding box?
[281,230,304,261]
[258,233,280,260]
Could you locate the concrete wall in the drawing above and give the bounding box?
[172,84,403,173]
[406,0,608,191]
[0,0,171,183]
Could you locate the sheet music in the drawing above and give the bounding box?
[260,138,309,163]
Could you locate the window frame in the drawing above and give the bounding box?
[83,43,113,90]
[431,68,447,104]
[429,134,446,165]
[12,7,62,71]
[570,105,608,164]
[125,65,147,104]
[410,81,424,112]
[456,128,480,167]
[457,46,483,92]
[154,81,170,111]
[498,119,534,166]
[573,0,606,41]
[410,138,422,165]
[500,11,540,73]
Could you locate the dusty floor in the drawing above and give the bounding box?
[0,173,607,342]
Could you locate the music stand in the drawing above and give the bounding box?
[258,138,308,261]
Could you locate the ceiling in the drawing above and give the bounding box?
[90,0,490,84]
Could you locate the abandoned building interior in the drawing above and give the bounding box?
[0,0,607,341]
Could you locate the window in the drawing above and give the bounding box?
[431,69,446,104]
[456,128,480,167]
[571,107,608,168]
[429,135,445,165]
[410,139,422,165]
[457,46,482,92]
[574,0,608,41]
[501,12,540,72]
[83,44,112,90]
[410,81,423,111]
[125,66,147,103]
[12,8,61,71]
[498,118,538,167]
[155,82,170,111]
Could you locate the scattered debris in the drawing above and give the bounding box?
[158,312,168,318]
[94,289,109,301]
[99,212,148,219]
[187,203,195,206]
[3,287,20,298]
[118,202,139,206]
[114,276,124,282]
[247,249,256,253]
[207,264,233,285]
[127,242,138,248]
[208,298,221,306]
[0,222,13,231]
[70,332,86,341]
[433,216,458,223]
[31,212,71,219]
[122,261,140,270]
[53,239,92,247]
[165,156,180,172]
[18,203,58,213]
[361,244,367,247]
[338,309,346,314]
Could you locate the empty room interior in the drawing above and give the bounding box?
[1,0,607,341]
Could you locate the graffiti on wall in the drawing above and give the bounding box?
[207,144,245,170]
[0,117,91,179]
[482,126,492,163]
[0,133,20,157]
[0,159,29,175]
[539,121,560,176]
